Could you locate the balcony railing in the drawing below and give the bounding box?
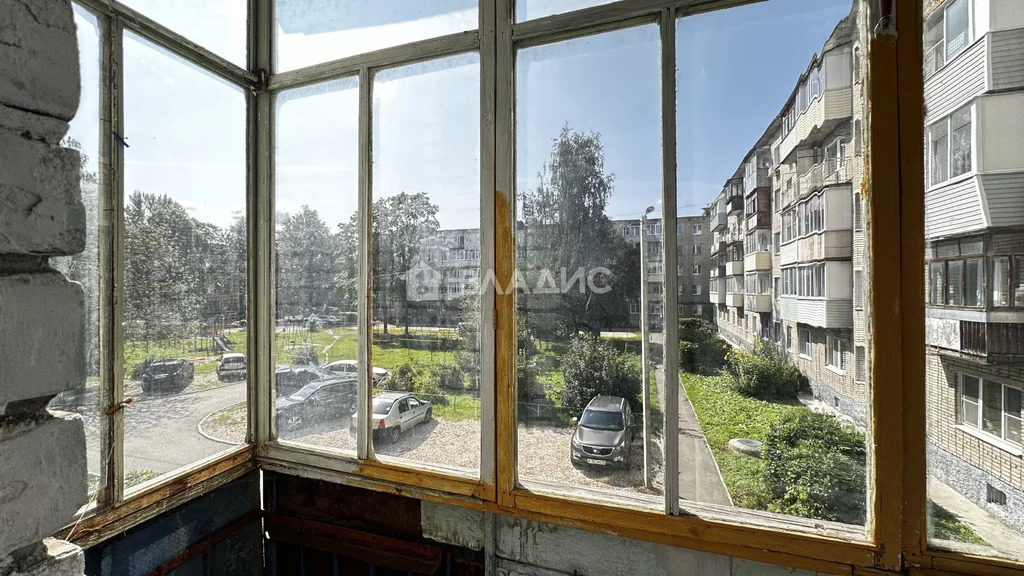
[960,321,1024,364]
[924,40,944,79]
[726,194,744,215]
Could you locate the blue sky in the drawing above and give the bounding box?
[68,0,852,231]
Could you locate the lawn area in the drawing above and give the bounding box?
[429,393,481,421]
[681,371,808,510]
[930,500,989,545]
[315,330,458,370]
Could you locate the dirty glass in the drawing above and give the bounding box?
[273,77,359,451]
[48,4,102,508]
[516,0,618,22]
[923,0,1024,560]
[675,0,869,531]
[515,24,663,502]
[274,0,477,73]
[369,54,481,475]
[121,31,247,493]
[119,0,247,66]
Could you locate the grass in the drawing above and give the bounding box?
[930,500,989,545]
[84,470,158,504]
[428,393,481,421]
[681,371,809,510]
[208,401,247,427]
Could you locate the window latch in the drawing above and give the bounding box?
[105,397,134,416]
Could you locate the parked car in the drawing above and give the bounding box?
[216,353,247,382]
[275,378,358,432]
[323,360,389,385]
[275,365,342,397]
[350,391,433,444]
[570,396,634,469]
[141,359,194,394]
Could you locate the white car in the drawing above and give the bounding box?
[324,359,389,384]
[350,391,432,444]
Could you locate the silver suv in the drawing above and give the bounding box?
[570,396,634,469]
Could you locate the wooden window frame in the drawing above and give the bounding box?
[56,0,1024,574]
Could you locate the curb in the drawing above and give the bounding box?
[197,401,246,446]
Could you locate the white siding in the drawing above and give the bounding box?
[977,92,1024,172]
[988,27,1024,91]
[924,36,987,121]
[980,172,1024,229]
[826,261,852,299]
[778,296,852,329]
[990,0,1024,32]
[925,176,986,239]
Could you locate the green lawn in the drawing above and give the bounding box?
[930,500,989,545]
[681,371,809,510]
[208,401,247,427]
[429,393,481,421]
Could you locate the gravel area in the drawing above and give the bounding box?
[517,425,664,497]
[203,410,664,497]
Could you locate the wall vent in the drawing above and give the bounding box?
[987,483,1007,506]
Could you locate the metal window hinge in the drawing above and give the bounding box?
[250,68,269,95]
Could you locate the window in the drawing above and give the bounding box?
[828,335,844,371]
[854,270,864,309]
[692,224,702,235]
[855,346,867,383]
[799,329,811,357]
[964,258,982,307]
[929,104,971,186]
[691,304,703,316]
[929,117,949,186]
[693,245,702,255]
[946,260,963,306]
[960,374,1022,448]
[692,264,702,275]
[692,285,701,296]
[785,326,793,353]
[993,257,1010,306]
[945,0,970,61]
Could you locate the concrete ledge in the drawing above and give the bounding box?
[0,538,84,576]
[0,272,85,409]
[0,0,80,122]
[0,129,85,256]
[0,413,87,554]
[0,103,70,146]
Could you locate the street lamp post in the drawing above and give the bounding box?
[639,206,655,489]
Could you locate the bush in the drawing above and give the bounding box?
[762,411,866,524]
[431,362,465,390]
[292,347,319,366]
[387,363,422,392]
[517,350,541,401]
[559,336,642,414]
[726,342,799,400]
[678,318,728,374]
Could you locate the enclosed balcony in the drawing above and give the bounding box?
[710,210,728,231]
[709,278,727,305]
[744,251,771,271]
[725,292,744,308]
[725,179,744,215]
[796,157,850,199]
[725,260,744,276]
[927,315,1024,365]
[778,297,852,329]
[745,294,772,313]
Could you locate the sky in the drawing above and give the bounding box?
[68,0,853,232]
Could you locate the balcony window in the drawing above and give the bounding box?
[929,119,949,186]
[945,0,970,61]
[949,106,971,178]
[993,257,1010,307]
[964,258,982,308]
[947,260,963,306]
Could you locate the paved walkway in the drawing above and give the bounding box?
[929,478,1024,553]
[654,366,732,506]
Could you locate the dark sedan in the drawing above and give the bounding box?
[275,365,340,397]
[141,359,194,394]
[276,377,358,432]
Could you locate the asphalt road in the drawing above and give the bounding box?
[52,380,246,480]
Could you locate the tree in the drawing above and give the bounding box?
[371,192,439,335]
[276,206,336,318]
[560,335,642,414]
[520,126,639,336]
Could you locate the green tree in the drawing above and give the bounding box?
[276,206,336,318]
[520,126,639,336]
[371,192,439,335]
[559,335,642,414]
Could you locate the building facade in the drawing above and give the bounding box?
[922,0,1024,533]
[709,1,871,425]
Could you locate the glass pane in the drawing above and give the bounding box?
[370,54,481,474]
[274,0,477,73]
[48,5,101,508]
[121,32,247,490]
[273,77,360,449]
[516,0,617,22]
[120,0,246,66]
[676,0,869,530]
[926,1,1024,554]
[982,381,1003,436]
[1015,257,1024,307]
[516,25,662,500]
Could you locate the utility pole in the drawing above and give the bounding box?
[639,206,655,489]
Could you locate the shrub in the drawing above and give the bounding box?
[292,347,319,366]
[431,362,465,390]
[559,336,642,414]
[387,363,422,392]
[726,342,799,400]
[678,318,729,374]
[517,350,541,401]
[762,411,866,524]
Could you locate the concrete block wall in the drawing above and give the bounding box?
[0,0,89,574]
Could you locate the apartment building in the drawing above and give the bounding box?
[616,216,713,329]
[710,1,871,425]
[921,0,1024,533]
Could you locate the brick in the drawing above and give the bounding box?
[0,271,84,410]
[0,128,85,256]
[0,103,70,146]
[0,413,87,554]
[0,0,80,122]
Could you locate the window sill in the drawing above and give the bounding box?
[925,171,974,193]
[799,353,812,360]
[955,424,1024,457]
[826,365,846,376]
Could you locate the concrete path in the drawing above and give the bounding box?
[654,366,732,506]
[929,478,1024,554]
